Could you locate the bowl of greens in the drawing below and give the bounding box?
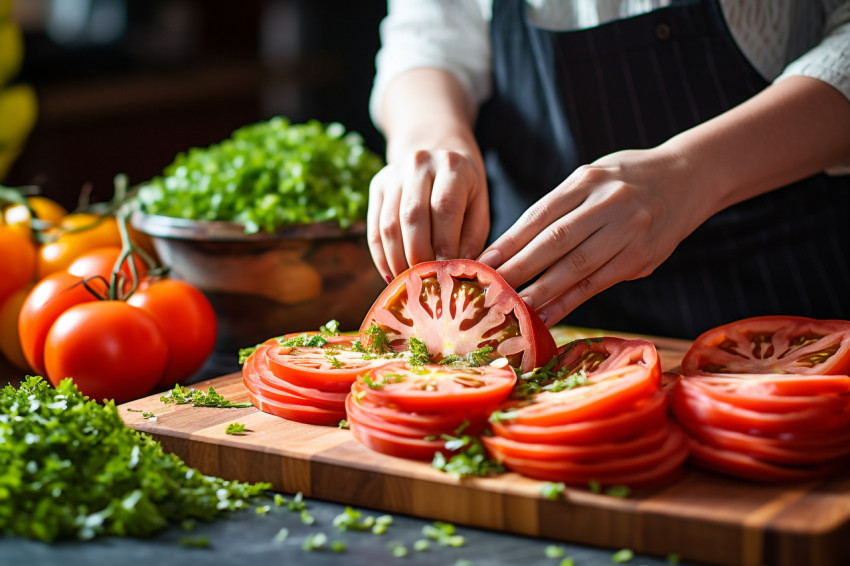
[132,117,386,371]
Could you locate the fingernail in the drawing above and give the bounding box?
[478,249,502,267]
[537,310,547,325]
[385,274,392,284]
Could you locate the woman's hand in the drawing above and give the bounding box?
[479,147,712,325]
[368,147,489,280]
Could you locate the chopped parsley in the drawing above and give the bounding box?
[160,384,252,408]
[408,336,431,366]
[540,482,566,500]
[612,548,635,563]
[439,345,496,368]
[226,422,247,435]
[431,423,505,479]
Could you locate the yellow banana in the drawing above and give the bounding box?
[0,19,23,87]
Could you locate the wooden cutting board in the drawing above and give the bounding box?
[119,328,850,566]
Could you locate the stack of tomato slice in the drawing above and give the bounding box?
[484,337,689,487]
[347,361,518,460]
[242,335,394,425]
[671,316,850,481]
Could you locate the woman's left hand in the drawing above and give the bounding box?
[478,147,714,326]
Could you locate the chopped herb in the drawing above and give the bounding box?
[179,536,210,548]
[510,353,591,400]
[126,408,143,413]
[325,351,343,369]
[319,319,340,336]
[180,519,196,532]
[255,505,271,516]
[545,545,566,558]
[612,548,635,563]
[561,558,575,566]
[338,419,350,429]
[332,506,381,532]
[302,532,328,551]
[408,337,431,366]
[362,322,392,355]
[588,480,602,494]
[300,509,315,525]
[413,539,430,552]
[667,554,680,565]
[0,377,269,543]
[388,542,408,558]
[238,345,259,364]
[226,422,247,435]
[274,527,289,542]
[422,521,466,547]
[455,560,474,566]
[160,384,252,408]
[274,494,286,507]
[488,409,520,423]
[605,485,631,498]
[142,411,156,420]
[540,482,566,500]
[439,346,496,368]
[330,541,346,552]
[372,523,388,535]
[431,423,505,479]
[362,373,383,390]
[287,491,306,512]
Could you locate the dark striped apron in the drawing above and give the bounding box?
[476,0,850,338]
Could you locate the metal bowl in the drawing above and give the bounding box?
[131,211,385,375]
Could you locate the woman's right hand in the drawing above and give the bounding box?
[367,146,490,281]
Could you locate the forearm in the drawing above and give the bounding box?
[377,68,481,164]
[659,76,850,217]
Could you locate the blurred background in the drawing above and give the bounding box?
[4,0,387,208]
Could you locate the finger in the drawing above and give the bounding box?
[429,153,473,260]
[399,152,436,266]
[457,186,490,260]
[378,180,409,278]
[367,172,392,283]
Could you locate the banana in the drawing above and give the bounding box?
[0,19,23,87]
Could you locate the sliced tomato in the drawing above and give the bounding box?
[481,423,669,462]
[678,375,850,414]
[491,422,689,486]
[359,259,556,373]
[348,415,449,460]
[686,436,841,482]
[266,340,395,393]
[245,387,345,426]
[356,361,517,413]
[490,390,669,445]
[556,337,661,378]
[252,344,348,409]
[671,384,850,435]
[680,420,850,466]
[681,315,850,376]
[504,363,660,427]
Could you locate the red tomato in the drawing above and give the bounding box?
[67,246,148,294]
[18,271,105,375]
[686,436,839,482]
[356,362,517,413]
[245,387,345,426]
[126,278,217,388]
[359,260,556,373]
[248,344,347,411]
[681,315,850,376]
[0,283,34,370]
[345,392,484,439]
[348,415,451,461]
[0,226,36,306]
[557,337,661,378]
[491,422,689,486]
[505,363,660,427]
[43,301,167,404]
[266,341,395,393]
[489,390,669,445]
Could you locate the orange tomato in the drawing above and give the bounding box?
[0,225,36,305]
[4,196,68,237]
[0,283,34,371]
[37,213,122,278]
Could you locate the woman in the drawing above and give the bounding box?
[367,0,850,338]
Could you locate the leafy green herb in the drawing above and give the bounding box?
[287,491,306,512]
[588,480,602,494]
[333,506,375,532]
[540,482,566,500]
[137,117,384,233]
[126,408,143,413]
[330,540,346,552]
[545,545,566,558]
[274,493,287,507]
[413,539,430,552]
[361,323,392,355]
[325,351,343,369]
[422,521,466,547]
[362,373,383,390]
[301,509,315,525]
[142,411,156,420]
[274,527,289,542]
[408,337,431,366]
[180,519,196,532]
[255,505,270,516]
[605,485,631,498]
[387,541,408,558]
[612,548,635,563]
[488,408,520,423]
[226,422,247,435]
[338,419,350,429]
[431,423,505,479]
[510,355,591,400]
[238,345,259,364]
[0,377,270,543]
[302,532,328,551]
[320,319,340,336]
[179,535,211,548]
[160,384,252,408]
[439,346,496,368]
[561,558,575,566]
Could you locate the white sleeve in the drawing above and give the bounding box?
[369,0,492,131]
[775,1,850,173]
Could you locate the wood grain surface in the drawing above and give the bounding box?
[119,328,850,566]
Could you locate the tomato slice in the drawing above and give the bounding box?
[252,344,348,409]
[686,436,841,482]
[504,363,660,427]
[359,259,556,373]
[681,315,850,376]
[556,337,661,378]
[671,384,850,435]
[348,414,449,460]
[267,341,395,393]
[489,390,669,445]
[245,386,345,426]
[481,423,669,462]
[678,375,850,414]
[345,393,484,439]
[680,420,850,466]
[491,422,689,486]
[356,361,517,413]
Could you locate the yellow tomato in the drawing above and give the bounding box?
[0,283,34,371]
[0,225,36,305]
[37,213,122,278]
[4,196,68,237]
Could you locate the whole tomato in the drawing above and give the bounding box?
[67,246,148,295]
[4,195,68,237]
[0,225,36,306]
[44,301,168,404]
[0,283,34,370]
[18,270,105,375]
[37,213,122,278]
[127,278,217,388]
